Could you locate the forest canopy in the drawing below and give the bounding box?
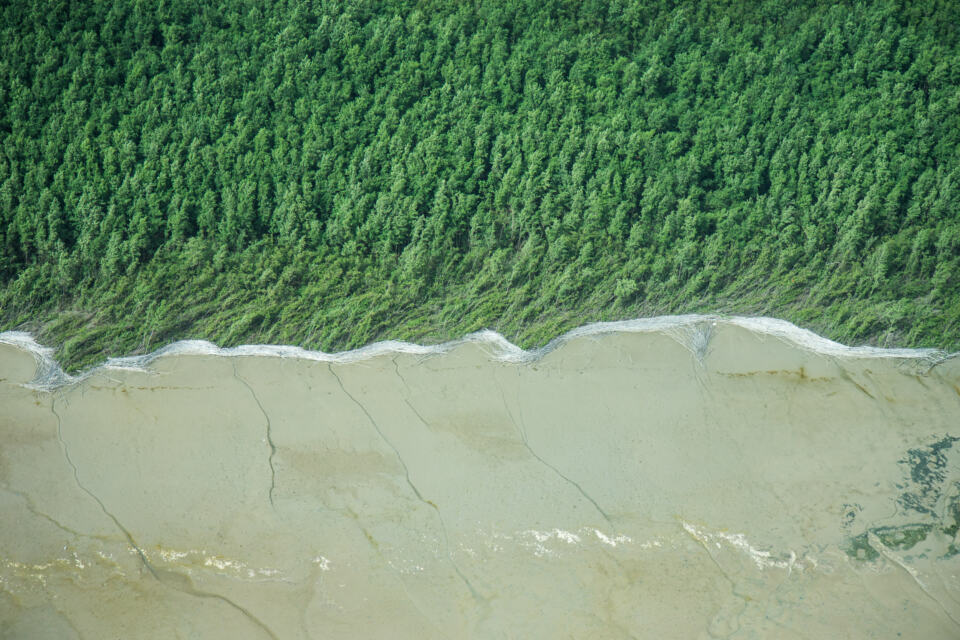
[1,0,959,370]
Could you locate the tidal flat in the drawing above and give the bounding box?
[1,318,958,638]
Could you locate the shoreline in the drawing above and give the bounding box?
[1,314,954,392]
[2,317,958,637]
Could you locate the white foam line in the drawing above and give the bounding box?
[0,314,951,391]
[0,331,78,389]
[682,521,801,571]
[728,317,943,359]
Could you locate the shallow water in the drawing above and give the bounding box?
[1,317,958,638]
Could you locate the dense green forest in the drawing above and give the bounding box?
[1,0,959,369]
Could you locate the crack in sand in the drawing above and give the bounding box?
[51,398,153,570]
[492,373,613,526]
[327,364,426,504]
[339,505,452,639]
[1,483,94,541]
[50,396,278,640]
[232,363,278,508]
[330,362,487,607]
[867,532,960,630]
[389,361,493,597]
[680,522,748,639]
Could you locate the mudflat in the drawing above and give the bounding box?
[1,319,958,638]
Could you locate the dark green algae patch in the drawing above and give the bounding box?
[845,436,960,562]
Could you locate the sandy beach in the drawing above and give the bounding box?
[1,318,958,638]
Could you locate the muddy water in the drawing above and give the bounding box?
[1,318,958,638]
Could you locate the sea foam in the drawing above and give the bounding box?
[0,314,952,391]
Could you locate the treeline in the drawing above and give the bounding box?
[1,0,958,369]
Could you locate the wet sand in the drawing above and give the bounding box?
[1,318,959,638]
